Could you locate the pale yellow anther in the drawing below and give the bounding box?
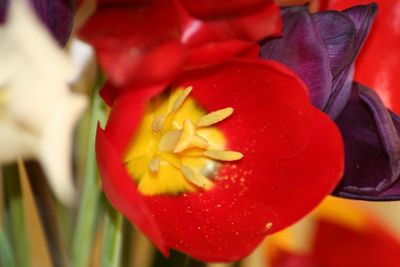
[181,165,213,189]
[148,157,160,173]
[172,86,193,112]
[173,119,209,153]
[151,115,165,132]
[197,107,234,127]
[203,150,243,161]
[158,130,181,152]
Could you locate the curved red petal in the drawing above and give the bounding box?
[97,58,343,261]
[96,126,168,255]
[180,0,269,20]
[186,40,253,68]
[175,0,282,68]
[79,0,186,87]
[105,84,166,153]
[100,81,119,106]
[80,0,281,88]
[325,0,400,114]
[313,219,400,267]
[178,0,281,48]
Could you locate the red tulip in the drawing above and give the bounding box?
[96,58,343,261]
[270,201,400,267]
[79,0,281,91]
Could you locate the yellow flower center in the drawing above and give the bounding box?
[124,86,243,195]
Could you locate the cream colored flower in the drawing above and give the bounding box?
[0,0,87,206]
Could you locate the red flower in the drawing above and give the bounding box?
[79,0,281,90]
[270,203,400,267]
[322,0,400,114]
[96,58,343,261]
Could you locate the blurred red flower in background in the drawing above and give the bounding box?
[79,0,281,91]
[269,198,400,267]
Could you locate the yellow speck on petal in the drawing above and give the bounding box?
[197,107,234,127]
[266,222,273,231]
[203,150,243,161]
[148,157,160,173]
[172,86,193,112]
[181,165,213,189]
[174,119,209,153]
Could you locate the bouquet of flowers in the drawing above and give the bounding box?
[0,0,399,266]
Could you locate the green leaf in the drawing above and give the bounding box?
[101,203,124,267]
[0,231,15,267]
[71,77,106,267]
[3,165,30,267]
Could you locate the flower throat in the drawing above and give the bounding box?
[124,86,243,196]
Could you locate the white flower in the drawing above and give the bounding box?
[0,0,87,206]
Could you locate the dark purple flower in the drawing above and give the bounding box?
[334,83,400,200]
[0,0,75,46]
[260,3,400,200]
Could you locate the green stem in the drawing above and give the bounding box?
[0,231,15,267]
[71,78,105,267]
[101,203,124,267]
[3,165,30,267]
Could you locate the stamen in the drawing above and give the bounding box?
[148,157,160,173]
[159,154,182,169]
[158,130,181,152]
[151,115,165,132]
[203,150,243,161]
[125,85,244,196]
[174,119,209,153]
[181,165,213,189]
[196,107,234,127]
[172,86,193,112]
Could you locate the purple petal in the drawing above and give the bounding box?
[322,4,377,119]
[312,11,356,79]
[0,0,75,46]
[312,3,377,119]
[260,6,332,110]
[0,0,9,23]
[324,66,354,119]
[311,11,356,119]
[333,83,400,200]
[343,3,378,57]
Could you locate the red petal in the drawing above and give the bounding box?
[313,218,400,267]
[96,126,168,255]
[99,81,119,106]
[180,0,270,20]
[325,0,400,114]
[186,40,253,68]
[79,0,186,87]
[96,58,343,261]
[104,84,165,153]
[80,0,281,88]
[177,0,282,68]
[269,214,400,267]
[178,0,280,45]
